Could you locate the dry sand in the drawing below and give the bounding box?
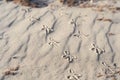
[0,0,120,80]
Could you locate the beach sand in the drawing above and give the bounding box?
[0,0,120,80]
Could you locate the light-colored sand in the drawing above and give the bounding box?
[0,0,120,80]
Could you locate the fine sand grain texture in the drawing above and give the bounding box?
[0,0,120,80]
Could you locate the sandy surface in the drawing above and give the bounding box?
[0,0,120,80]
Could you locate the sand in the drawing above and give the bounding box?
[0,0,120,80]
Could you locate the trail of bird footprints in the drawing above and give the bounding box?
[1,0,120,80]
